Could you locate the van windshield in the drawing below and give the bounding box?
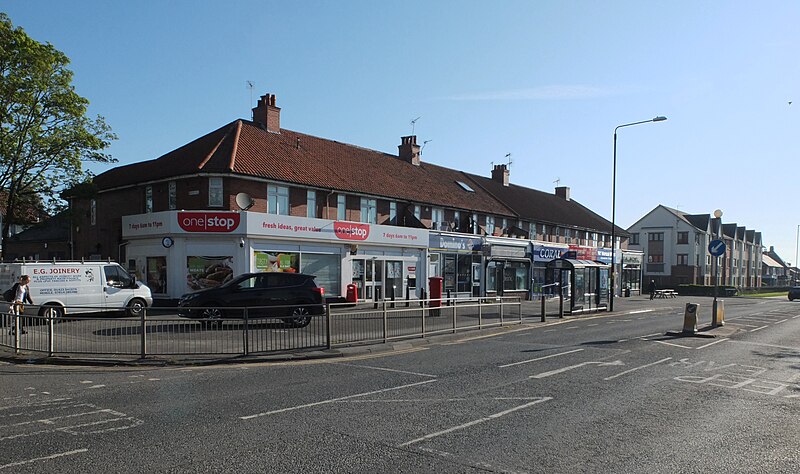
[105,265,133,288]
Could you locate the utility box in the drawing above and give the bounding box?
[683,303,699,334]
[428,276,443,308]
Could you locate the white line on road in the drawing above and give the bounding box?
[604,358,672,380]
[775,319,788,324]
[654,340,692,349]
[628,309,654,315]
[499,348,585,368]
[695,338,729,350]
[398,397,552,447]
[750,326,768,333]
[240,379,437,420]
[530,360,624,379]
[0,449,88,470]
[334,363,437,378]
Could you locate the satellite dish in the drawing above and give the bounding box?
[235,192,255,211]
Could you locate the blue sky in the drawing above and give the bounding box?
[5,1,800,261]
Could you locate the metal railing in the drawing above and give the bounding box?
[0,297,523,359]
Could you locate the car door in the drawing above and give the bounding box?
[223,275,263,317]
[103,265,131,312]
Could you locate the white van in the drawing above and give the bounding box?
[0,260,153,317]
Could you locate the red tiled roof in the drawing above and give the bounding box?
[94,120,515,216]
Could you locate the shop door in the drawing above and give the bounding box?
[353,259,383,302]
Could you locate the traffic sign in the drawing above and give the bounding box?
[708,239,726,257]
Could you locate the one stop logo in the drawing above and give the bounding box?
[333,222,369,241]
[178,212,241,233]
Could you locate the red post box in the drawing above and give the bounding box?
[428,276,443,308]
[346,283,358,302]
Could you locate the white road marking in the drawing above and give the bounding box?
[565,326,579,330]
[774,319,788,324]
[334,363,437,378]
[750,326,768,333]
[728,322,761,328]
[398,397,552,447]
[79,381,92,384]
[728,340,800,351]
[627,309,654,315]
[696,338,729,350]
[793,315,800,319]
[604,358,672,380]
[640,333,662,339]
[654,340,692,349]
[587,323,599,327]
[240,379,437,420]
[499,348,584,368]
[0,448,88,470]
[88,385,105,389]
[531,360,624,379]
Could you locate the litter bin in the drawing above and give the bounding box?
[345,283,358,303]
[624,287,631,297]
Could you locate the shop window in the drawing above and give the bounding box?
[168,181,177,210]
[302,253,341,296]
[360,198,377,224]
[209,177,223,207]
[268,184,289,215]
[146,256,167,294]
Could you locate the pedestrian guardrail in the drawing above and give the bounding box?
[0,297,524,359]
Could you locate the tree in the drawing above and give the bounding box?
[0,13,116,256]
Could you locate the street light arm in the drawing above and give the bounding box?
[615,116,667,134]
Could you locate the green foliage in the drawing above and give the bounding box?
[0,13,116,250]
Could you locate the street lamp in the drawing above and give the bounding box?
[610,116,667,312]
[712,209,723,326]
[795,225,800,285]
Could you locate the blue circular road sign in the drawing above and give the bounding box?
[708,239,726,257]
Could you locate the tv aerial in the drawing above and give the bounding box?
[410,116,421,135]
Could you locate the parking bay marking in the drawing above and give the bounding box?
[530,360,624,379]
[604,358,672,380]
[0,448,88,471]
[398,397,552,447]
[240,379,437,420]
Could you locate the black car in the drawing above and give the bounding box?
[789,287,800,301]
[177,272,325,327]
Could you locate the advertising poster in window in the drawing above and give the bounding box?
[254,251,300,273]
[146,256,167,294]
[186,256,233,291]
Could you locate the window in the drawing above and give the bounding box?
[209,177,223,207]
[268,184,289,215]
[649,232,664,241]
[454,211,460,230]
[90,199,96,225]
[630,233,639,245]
[360,198,377,224]
[414,205,421,220]
[648,255,664,263]
[390,202,397,223]
[564,228,572,243]
[455,181,475,192]
[677,232,689,244]
[337,194,346,220]
[432,207,444,229]
[145,186,153,213]
[486,216,495,235]
[677,254,688,265]
[307,190,316,218]
[168,181,176,210]
[472,213,479,235]
[529,222,536,238]
[501,218,508,234]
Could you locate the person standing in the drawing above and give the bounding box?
[648,279,656,300]
[10,275,33,335]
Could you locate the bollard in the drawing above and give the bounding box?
[683,303,699,335]
[713,299,725,327]
[540,294,546,322]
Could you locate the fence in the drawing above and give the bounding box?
[0,297,523,359]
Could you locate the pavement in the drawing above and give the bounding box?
[0,294,749,367]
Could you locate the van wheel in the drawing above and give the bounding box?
[282,307,312,328]
[126,298,147,317]
[200,305,224,329]
[38,304,64,319]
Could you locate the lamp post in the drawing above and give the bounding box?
[795,225,800,285]
[712,209,723,326]
[610,116,667,312]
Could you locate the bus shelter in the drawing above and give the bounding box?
[545,258,610,313]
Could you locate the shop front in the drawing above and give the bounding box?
[121,211,428,301]
[484,238,531,300]
[621,251,644,296]
[532,243,569,298]
[545,258,610,313]
[427,233,483,299]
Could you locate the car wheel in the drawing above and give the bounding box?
[200,305,224,329]
[126,298,147,317]
[790,296,795,301]
[283,306,312,328]
[38,304,65,319]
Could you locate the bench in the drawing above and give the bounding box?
[654,289,678,298]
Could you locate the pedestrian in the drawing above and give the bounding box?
[10,275,33,335]
[648,279,656,300]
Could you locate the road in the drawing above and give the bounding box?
[1,296,798,473]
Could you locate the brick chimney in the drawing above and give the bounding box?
[555,186,570,201]
[398,135,420,166]
[491,164,510,186]
[252,93,281,133]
